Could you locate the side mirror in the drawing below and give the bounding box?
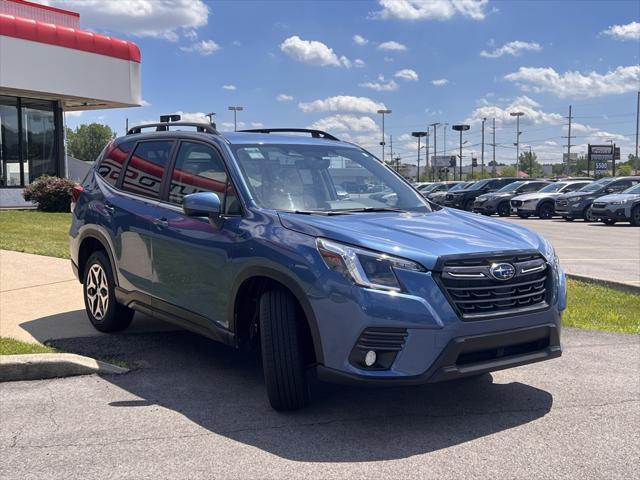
[604,188,614,194]
[183,192,223,228]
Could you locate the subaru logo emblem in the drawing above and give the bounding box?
[490,262,516,281]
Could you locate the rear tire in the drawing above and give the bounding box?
[630,205,640,226]
[537,202,554,219]
[83,251,134,333]
[497,202,511,217]
[260,290,310,411]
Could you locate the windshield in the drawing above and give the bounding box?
[468,179,491,191]
[232,144,430,213]
[497,181,525,193]
[539,182,566,193]
[447,182,467,192]
[623,183,640,194]
[578,177,615,192]
[420,182,443,193]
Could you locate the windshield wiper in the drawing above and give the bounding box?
[334,207,407,213]
[291,210,351,216]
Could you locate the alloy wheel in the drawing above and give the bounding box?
[86,264,109,320]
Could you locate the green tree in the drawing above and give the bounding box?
[66,123,116,162]
[518,151,543,177]
[499,165,518,177]
[617,164,632,176]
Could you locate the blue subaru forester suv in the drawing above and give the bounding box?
[70,122,566,410]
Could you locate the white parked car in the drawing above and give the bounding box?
[510,180,592,219]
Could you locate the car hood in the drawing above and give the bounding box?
[278,208,544,270]
[595,193,640,203]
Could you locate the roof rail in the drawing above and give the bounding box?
[237,128,340,141]
[127,122,219,135]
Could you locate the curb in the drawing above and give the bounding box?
[566,273,640,295]
[0,353,128,382]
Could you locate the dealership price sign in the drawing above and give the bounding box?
[588,144,614,177]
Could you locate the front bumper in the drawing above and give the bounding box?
[592,206,629,221]
[555,204,584,218]
[473,202,497,214]
[317,323,561,385]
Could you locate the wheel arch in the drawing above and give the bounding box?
[229,265,324,365]
[77,229,118,285]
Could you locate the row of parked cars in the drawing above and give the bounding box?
[417,176,640,226]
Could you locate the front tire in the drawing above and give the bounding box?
[583,206,596,222]
[537,202,554,219]
[631,205,640,226]
[260,290,310,411]
[497,202,511,217]
[83,251,134,333]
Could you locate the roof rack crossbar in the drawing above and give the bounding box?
[237,128,340,141]
[127,122,219,135]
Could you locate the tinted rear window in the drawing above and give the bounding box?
[122,141,174,198]
[97,140,134,187]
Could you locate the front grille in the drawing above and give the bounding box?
[355,327,408,351]
[511,200,523,207]
[456,337,550,366]
[437,253,550,320]
[592,202,607,209]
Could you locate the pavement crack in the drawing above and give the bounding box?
[44,384,60,433]
[1,279,76,293]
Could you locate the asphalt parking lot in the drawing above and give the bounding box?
[1,328,638,480]
[500,216,640,288]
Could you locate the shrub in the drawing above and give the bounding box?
[22,175,75,212]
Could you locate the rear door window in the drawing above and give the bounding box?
[97,140,134,187]
[122,141,174,199]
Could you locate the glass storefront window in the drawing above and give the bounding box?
[0,96,21,187]
[0,96,59,187]
[22,99,56,184]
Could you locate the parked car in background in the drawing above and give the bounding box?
[510,180,592,219]
[69,123,566,411]
[444,177,520,211]
[414,182,433,192]
[473,180,550,217]
[418,181,463,198]
[555,176,640,222]
[591,183,640,226]
[428,181,472,205]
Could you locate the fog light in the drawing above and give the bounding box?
[364,350,377,367]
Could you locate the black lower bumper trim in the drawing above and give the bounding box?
[315,323,561,386]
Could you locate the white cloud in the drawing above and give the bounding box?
[64,111,83,118]
[377,40,408,51]
[480,40,542,58]
[140,99,152,107]
[250,122,264,128]
[46,0,209,42]
[432,78,449,86]
[354,58,366,68]
[280,35,351,67]
[372,0,489,21]
[298,95,387,114]
[395,68,419,81]
[222,85,237,91]
[276,94,294,102]
[360,75,399,91]
[602,21,640,41]
[221,121,246,129]
[309,115,379,133]
[505,65,640,98]
[171,111,208,123]
[464,96,563,127]
[180,39,220,55]
[353,34,368,45]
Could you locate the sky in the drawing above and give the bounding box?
[50,0,640,167]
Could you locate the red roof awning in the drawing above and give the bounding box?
[0,13,140,63]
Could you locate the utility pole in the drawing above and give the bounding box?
[377,109,392,163]
[412,131,428,182]
[481,118,486,178]
[452,124,470,181]
[492,118,496,177]
[563,105,574,176]
[635,91,639,174]
[389,134,394,168]
[424,131,430,181]
[510,111,525,169]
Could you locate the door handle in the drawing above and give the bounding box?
[153,218,169,229]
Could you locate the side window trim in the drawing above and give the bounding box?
[117,139,176,200]
[164,139,244,216]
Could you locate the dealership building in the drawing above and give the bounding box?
[0,0,141,206]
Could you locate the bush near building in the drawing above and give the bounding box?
[22,175,75,212]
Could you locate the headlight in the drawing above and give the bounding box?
[316,238,426,292]
[541,238,559,268]
[610,200,628,205]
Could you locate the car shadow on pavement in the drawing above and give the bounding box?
[42,323,553,463]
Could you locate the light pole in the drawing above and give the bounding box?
[228,106,244,131]
[377,109,392,163]
[510,111,524,167]
[481,117,486,178]
[452,124,470,181]
[430,122,440,181]
[412,131,428,182]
